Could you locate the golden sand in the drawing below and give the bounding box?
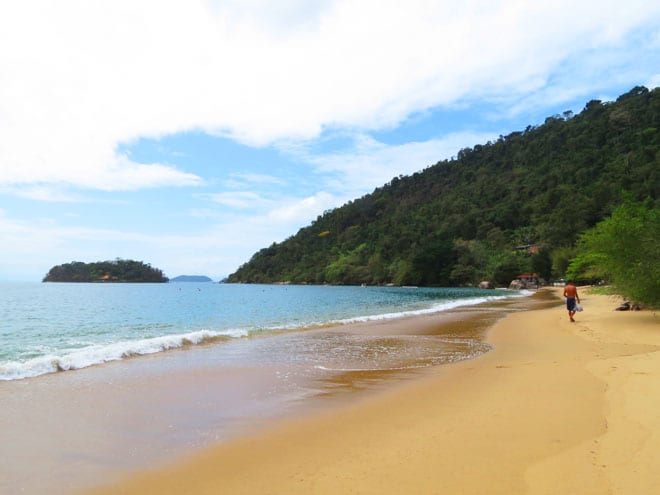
[90,288,660,494]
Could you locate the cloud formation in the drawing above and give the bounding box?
[305,132,499,197]
[1,1,659,281]
[1,0,658,192]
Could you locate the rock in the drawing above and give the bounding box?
[478,281,494,289]
[509,280,526,290]
[615,301,643,311]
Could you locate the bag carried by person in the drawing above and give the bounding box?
[575,303,583,312]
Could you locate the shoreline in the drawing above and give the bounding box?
[90,288,660,494]
[1,284,524,382]
[1,289,536,495]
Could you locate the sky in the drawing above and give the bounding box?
[1,1,659,282]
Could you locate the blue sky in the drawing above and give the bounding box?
[1,0,659,281]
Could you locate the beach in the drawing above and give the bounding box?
[89,287,659,494]
[0,285,531,495]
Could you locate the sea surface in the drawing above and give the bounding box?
[0,282,524,381]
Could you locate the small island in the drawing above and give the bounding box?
[43,259,168,283]
[170,275,213,283]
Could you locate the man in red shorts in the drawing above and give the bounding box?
[563,281,580,322]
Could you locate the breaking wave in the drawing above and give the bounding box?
[0,328,247,381]
[331,291,531,325]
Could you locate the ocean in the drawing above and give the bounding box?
[1,281,530,494]
[1,282,524,381]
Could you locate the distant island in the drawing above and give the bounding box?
[170,275,213,283]
[43,259,168,283]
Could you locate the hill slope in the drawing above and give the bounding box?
[228,86,659,286]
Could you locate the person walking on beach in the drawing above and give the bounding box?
[563,281,580,322]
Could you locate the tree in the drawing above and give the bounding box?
[531,249,553,281]
[550,246,575,280]
[490,251,527,286]
[567,199,659,307]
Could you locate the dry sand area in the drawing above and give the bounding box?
[91,288,659,494]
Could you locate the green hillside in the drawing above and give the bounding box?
[228,86,659,287]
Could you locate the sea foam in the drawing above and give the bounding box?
[332,291,531,326]
[0,328,247,381]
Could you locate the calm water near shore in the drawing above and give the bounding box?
[0,282,532,494]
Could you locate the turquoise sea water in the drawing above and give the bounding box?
[0,282,524,381]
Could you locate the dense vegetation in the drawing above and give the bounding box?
[567,199,659,307]
[43,259,168,283]
[228,86,659,288]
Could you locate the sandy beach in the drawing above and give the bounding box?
[89,288,659,494]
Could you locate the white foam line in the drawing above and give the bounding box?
[328,291,532,326]
[244,291,531,334]
[0,328,247,381]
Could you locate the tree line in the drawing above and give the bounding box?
[227,86,658,300]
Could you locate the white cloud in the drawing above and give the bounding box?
[203,191,270,209]
[223,172,286,189]
[305,132,498,197]
[646,74,660,90]
[0,186,85,203]
[267,192,339,224]
[0,0,658,193]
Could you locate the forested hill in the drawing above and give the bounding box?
[228,86,659,287]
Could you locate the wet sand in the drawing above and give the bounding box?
[89,288,660,494]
